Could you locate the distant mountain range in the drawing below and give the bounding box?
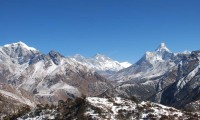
[0,41,199,119]
[70,53,131,76]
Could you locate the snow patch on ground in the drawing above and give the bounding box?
[85,97,194,120]
[86,97,137,119]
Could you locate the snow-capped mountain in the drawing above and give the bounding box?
[110,43,184,82]
[70,53,131,76]
[0,41,199,119]
[104,43,200,110]
[0,41,39,64]
[0,42,110,105]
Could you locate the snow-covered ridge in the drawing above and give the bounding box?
[119,62,132,68]
[3,41,37,51]
[70,54,131,72]
[110,43,176,81]
[0,42,110,105]
[176,61,200,90]
[110,42,196,83]
[0,41,131,72]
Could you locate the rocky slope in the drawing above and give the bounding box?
[0,90,31,119]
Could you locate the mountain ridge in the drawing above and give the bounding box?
[104,44,200,111]
[1,41,131,73]
[70,53,131,76]
[109,43,189,82]
[0,41,111,104]
[0,41,199,119]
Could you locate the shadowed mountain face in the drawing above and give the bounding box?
[159,50,200,109]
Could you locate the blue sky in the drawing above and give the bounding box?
[0,0,199,63]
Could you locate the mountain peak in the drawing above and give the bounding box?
[155,43,170,52]
[94,53,105,57]
[72,54,86,61]
[93,53,111,61]
[3,41,37,51]
[73,54,85,58]
[142,43,173,64]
